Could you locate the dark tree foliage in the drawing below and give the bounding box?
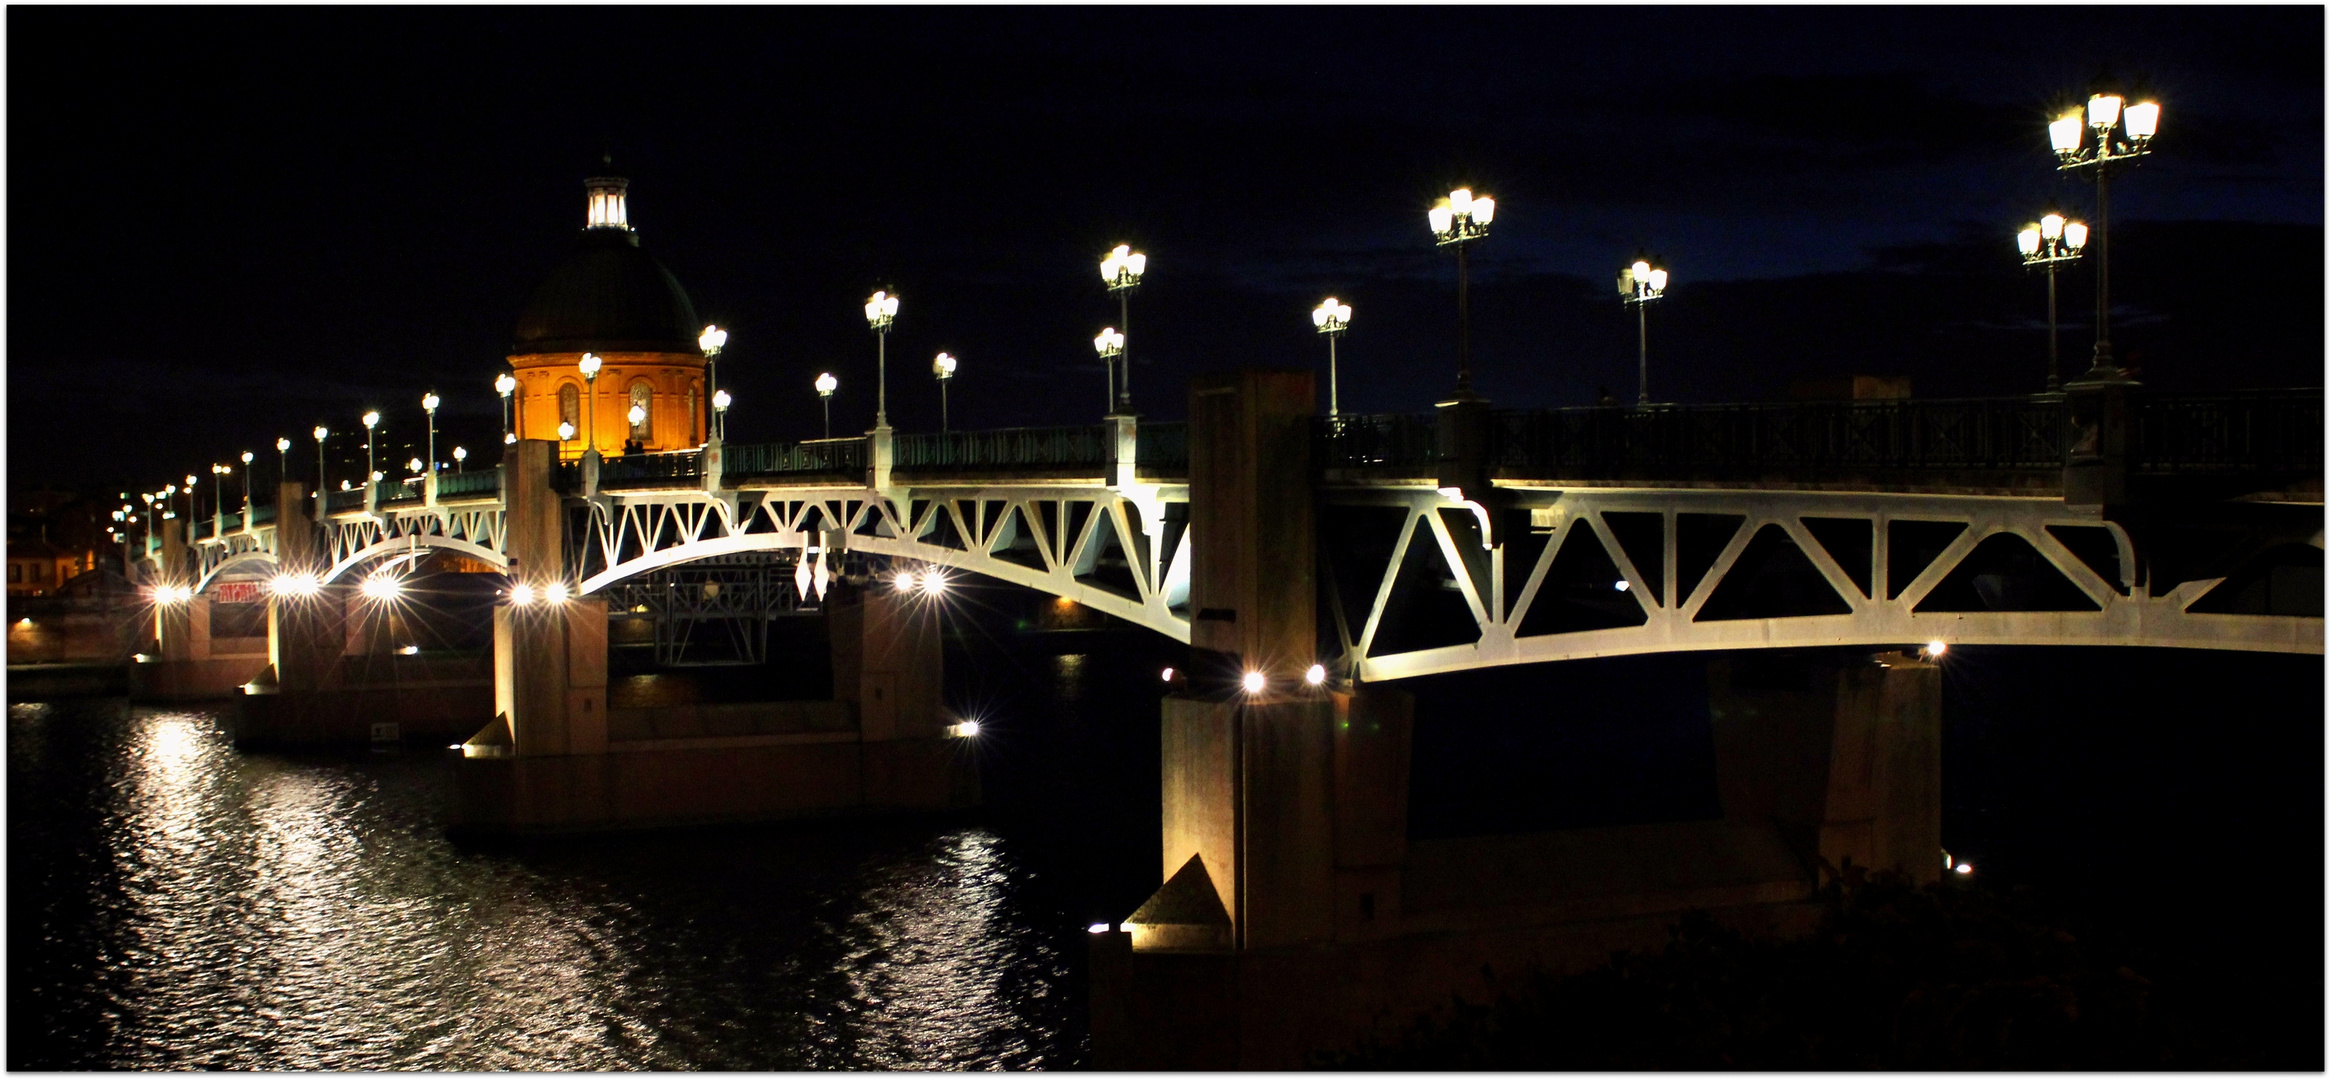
[1329,867,2304,1070]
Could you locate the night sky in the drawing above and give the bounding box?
[8,6,2323,498]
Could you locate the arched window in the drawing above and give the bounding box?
[558,383,580,436]
[686,382,701,444]
[629,382,653,442]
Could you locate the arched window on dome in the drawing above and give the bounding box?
[629,381,653,443]
[687,382,701,444]
[559,383,580,437]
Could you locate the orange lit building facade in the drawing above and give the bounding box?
[505,170,710,460]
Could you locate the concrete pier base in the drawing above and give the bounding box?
[129,655,270,700]
[451,441,977,836]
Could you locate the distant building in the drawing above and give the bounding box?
[508,159,709,459]
[7,485,104,597]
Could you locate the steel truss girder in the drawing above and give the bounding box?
[572,484,1195,644]
[1332,485,2324,681]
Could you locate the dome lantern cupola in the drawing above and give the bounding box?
[585,170,631,232]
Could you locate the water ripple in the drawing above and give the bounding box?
[10,699,1087,1069]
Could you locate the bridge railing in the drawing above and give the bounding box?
[598,450,705,488]
[1137,421,1188,474]
[2131,389,2323,474]
[723,437,869,480]
[893,425,1112,473]
[378,479,426,506]
[325,488,366,514]
[1488,397,2069,476]
[1315,413,1439,471]
[250,502,276,526]
[437,467,502,499]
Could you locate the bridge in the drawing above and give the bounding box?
[153,384,2321,680]
[129,371,2321,1066]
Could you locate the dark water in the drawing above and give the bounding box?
[10,609,2321,1067]
[8,621,1180,1071]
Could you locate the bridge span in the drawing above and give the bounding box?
[156,385,2321,681]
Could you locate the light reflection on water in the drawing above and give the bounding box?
[10,698,1080,1070]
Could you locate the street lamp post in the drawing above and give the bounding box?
[361,410,380,492]
[494,373,518,444]
[713,389,732,441]
[1617,258,1669,406]
[275,438,290,491]
[184,474,198,528]
[932,352,957,432]
[1427,187,1496,397]
[1311,298,1352,417]
[815,373,838,438]
[1092,328,1125,415]
[313,426,329,517]
[2050,90,2159,383]
[2017,213,2090,393]
[699,325,727,442]
[1099,245,1146,412]
[239,451,253,521]
[626,404,646,451]
[578,352,603,454]
[422,392,440,478]
[453,446,468,473]
[864,292,899,429]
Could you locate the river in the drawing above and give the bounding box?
[9,631,2320,1067]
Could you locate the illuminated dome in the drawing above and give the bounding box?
[511,168,702,355]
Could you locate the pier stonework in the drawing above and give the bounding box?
[449,440,975,835]
[132,517,270,699]
[1709,649,1943,885]
[1090,369,1950,1068]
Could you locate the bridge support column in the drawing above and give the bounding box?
[1707,649,1942,885]
[134,517,271,700]
[154,518,191,658]
[489,438,608,758]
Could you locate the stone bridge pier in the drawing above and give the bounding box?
[448,440,977,835]
[1089,369,1945,1069]
[131,517,272,699]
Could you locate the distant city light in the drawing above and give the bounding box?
[1161,667,1175,682]
[1614,579,1631,592]
[1304,664,1327,686]
[397,645,420,655]
[1925,640,1948,658]
[1242,670,1266,694]
[1954,862,1973,875]
[920,569,947,594]
[360,577,402,600]
[948,720,982,738]
[1087,922,1112,934]
[511,583,537,606]
[546,582,570,604]
[895,570,917,592]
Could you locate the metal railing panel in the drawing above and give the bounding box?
[598,450,705,487]
[723,437,869,478]
[892,425,1111,472]
[437,468,503,498]
[1137,422,1188,472]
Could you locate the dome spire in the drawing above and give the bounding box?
[585,154,631,232]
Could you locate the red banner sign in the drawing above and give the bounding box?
[213,581,261,604]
